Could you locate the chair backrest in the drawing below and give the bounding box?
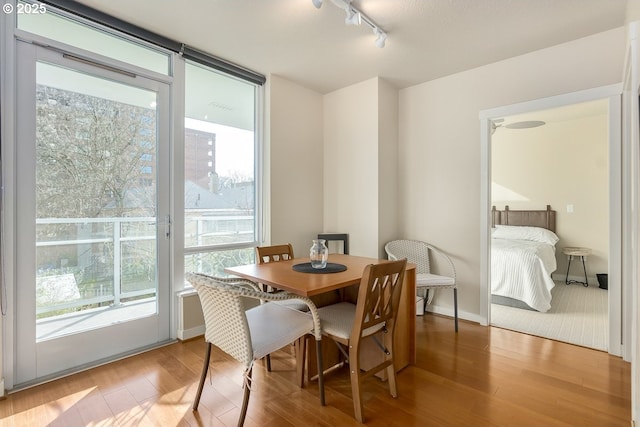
[317,233,349,254]
[352,259,407,342]
[186,273,254,368]
[256,243,294,264]
[384,239,431,275]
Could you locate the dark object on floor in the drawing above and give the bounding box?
[597,273,608,290]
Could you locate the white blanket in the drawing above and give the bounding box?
[491,238,557,312]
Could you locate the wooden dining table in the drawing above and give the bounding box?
[225,253,417,373]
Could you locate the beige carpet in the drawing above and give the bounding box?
[491,281,608,351]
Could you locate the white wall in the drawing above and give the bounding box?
[268,75,399,260]
[323,77,381,258]
[268,75,324,255]
[378,79,399,259]
[628,1,640,24]
[398,28,625,318]
[492,114,609,282]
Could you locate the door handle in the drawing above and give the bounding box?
[151,215,171,239]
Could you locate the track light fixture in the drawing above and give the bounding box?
[373,27,386,48]
[312,0,387,48]
[344,7,361,25]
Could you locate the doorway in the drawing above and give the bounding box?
[14,41,172,385]
[479,84,623,356]
[489,100,609,351]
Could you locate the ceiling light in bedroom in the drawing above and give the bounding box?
[312,0,387,48]
[491,119,546,134]
[505,120,546,129]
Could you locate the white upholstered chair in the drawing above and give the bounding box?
[316,259,407,423]
[385,239,458,332]
[186,273,325,427]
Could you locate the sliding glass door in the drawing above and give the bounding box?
[15,41,171,383]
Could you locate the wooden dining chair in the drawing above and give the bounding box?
[256,243,295,264]
[255,243,304,298]
[186,273,325,427]
[317,233,349,254]
[315,259,407,423]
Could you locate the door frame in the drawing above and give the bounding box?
[479,83,625,357]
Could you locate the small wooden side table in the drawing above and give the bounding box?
[563,247,592,287]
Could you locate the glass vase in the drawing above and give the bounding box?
[310,239,328,269]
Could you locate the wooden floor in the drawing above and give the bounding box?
[0,314,631,426]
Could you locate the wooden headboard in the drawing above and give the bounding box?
[491,205,556,233]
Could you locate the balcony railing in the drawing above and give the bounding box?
[35,214,254,318]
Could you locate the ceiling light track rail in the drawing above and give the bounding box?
[312,0,387,48]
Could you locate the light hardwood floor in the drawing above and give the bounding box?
[0,314,630,426]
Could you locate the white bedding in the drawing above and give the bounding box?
[491,237,557,312]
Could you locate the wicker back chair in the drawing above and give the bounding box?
[186,273,325,427]
[255,243,310,370]
[384,239,458,331]
[315,259,407,423]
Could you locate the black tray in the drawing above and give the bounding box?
[292,262,347,274]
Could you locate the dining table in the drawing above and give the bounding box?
[225,253,417,377]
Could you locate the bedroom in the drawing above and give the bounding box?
[489,98,610,351]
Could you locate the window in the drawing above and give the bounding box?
[183,62,259,276]
[18,1,264,280]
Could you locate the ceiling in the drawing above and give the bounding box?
[73,0,629,94]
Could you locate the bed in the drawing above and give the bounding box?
[491,205,559,312]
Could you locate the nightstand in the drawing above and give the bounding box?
[563,247,592,287]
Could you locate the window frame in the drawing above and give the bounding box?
[180,59,264,280]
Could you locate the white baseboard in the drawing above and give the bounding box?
[176,289,205,341]
[425,305,484,326]
[177,325,205,341]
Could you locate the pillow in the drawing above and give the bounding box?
[492,225,559,246]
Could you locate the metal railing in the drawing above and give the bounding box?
[36,217,157,316]
[35,214,254,317]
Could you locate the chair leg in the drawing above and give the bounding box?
[316,339,325,406]
[385,333,398,398]
[266,354,271,372]
[295,336,307,388]
[454,288,459,332]
[237,367,252,427]
[193,342,212,411]
[348,346,364,423]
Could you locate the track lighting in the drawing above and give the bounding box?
[344,7,361,25]
[312,0,387,48]
[373,27,387,48]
